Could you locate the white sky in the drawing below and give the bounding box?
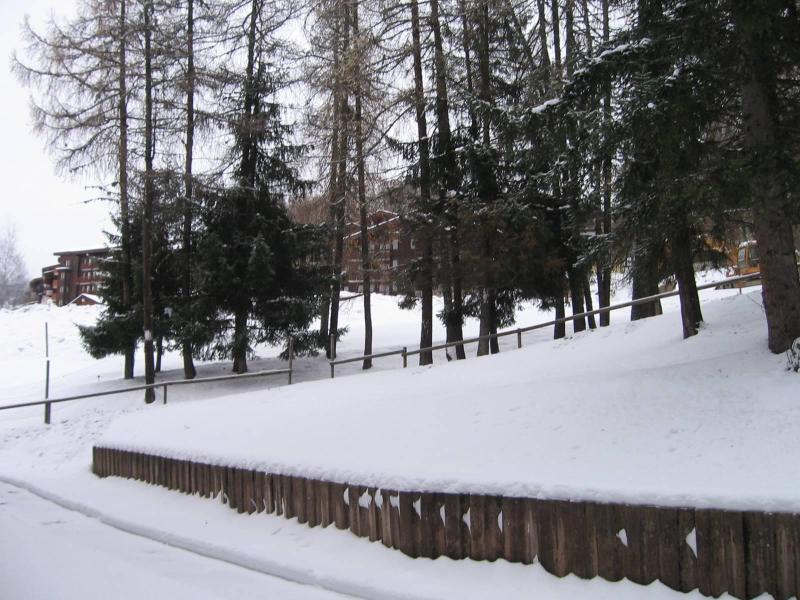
[0,1,111,279]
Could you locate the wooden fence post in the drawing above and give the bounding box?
[517,329,522,349]
[402,347,407,368]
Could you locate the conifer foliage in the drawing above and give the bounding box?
[15,0,800,391]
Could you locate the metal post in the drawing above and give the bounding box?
[44,322,51,425]
[45,360,50,403]
[402,347,407,368]
[163,384,168,405]
[330,333,336,361]
[288,337,294,385]
[517,329,522,349]
[330,362,335,379]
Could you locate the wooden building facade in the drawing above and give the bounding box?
[40,248,110,306]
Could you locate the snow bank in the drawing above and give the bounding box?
[100,290,800,513]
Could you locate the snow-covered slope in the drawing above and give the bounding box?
[0,280,787,599]
[98,290,799,512]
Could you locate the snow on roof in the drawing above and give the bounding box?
[53,247,111,257]
[343,215,402,241]
[69,293,103,305]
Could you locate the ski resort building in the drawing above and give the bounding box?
[342,209,418,294]
[40,248,110,306]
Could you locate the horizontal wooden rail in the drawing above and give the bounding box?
[329,272,761,377]
[93,446,800,600]
[331,348,405,366]
[0,367,291,424]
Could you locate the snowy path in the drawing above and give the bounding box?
[0,481,353,600]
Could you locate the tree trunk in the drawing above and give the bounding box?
[732,0,800,353]
[475,1,499,356]
[583,276,596,329]
[182,0,197,379]
[319,15,342,355]
[328,2,350,361]
[550,0,562,78]
[554,295,566,339]
[565,0,586,334]
[229,0,260,372]
[410,0,434,366]
[118,0,135,380]
[353,1,372,370]
[568,269,586,333]
[459,0,477,361]
[431,0,464,359]
[232,306,248,373]
[630,244,662,320]
[477,289,491,356]
[673,222,703,338]
[155,335,163,373]
[489,289,499,354]
[598,0,612,327]
[142,1,156,404]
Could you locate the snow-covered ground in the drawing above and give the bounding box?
[0,482,350,600]
[0,276,784,599]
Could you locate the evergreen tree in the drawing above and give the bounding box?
[196,0,326,373]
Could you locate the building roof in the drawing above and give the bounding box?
[343,214,402,241]
[53,247,110,256]
[68,293,103,305]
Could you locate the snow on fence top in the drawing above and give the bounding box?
[100,292,800,513]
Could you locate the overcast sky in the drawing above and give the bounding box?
[0,1,112,279]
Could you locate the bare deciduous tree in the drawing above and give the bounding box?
[0,225,28,307]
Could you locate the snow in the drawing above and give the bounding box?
[0,482,347,600]
[529,97,561,114]
[69,293,103,305]
[0,475,722,600]
[617,529,629,548]
[686,527,697,557]
[0,275,788,598]
[96,288,800,513]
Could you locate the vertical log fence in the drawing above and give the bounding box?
[92,446,800,600]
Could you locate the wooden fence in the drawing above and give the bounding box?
[328,272,762,377]
[93,446,800,600]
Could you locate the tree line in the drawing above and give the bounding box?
[15,0,800,397]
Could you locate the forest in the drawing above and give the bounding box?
[14,0,800,401]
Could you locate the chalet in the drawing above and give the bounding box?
[40,247,110,306]
[69,293,104,306]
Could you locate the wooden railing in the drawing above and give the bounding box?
[328,272,761,378]
[0,367,291,425]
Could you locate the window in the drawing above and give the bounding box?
[392,239,399,250]
[392,259,399,268]
[749,245,759,266]
[410,238,416,249]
